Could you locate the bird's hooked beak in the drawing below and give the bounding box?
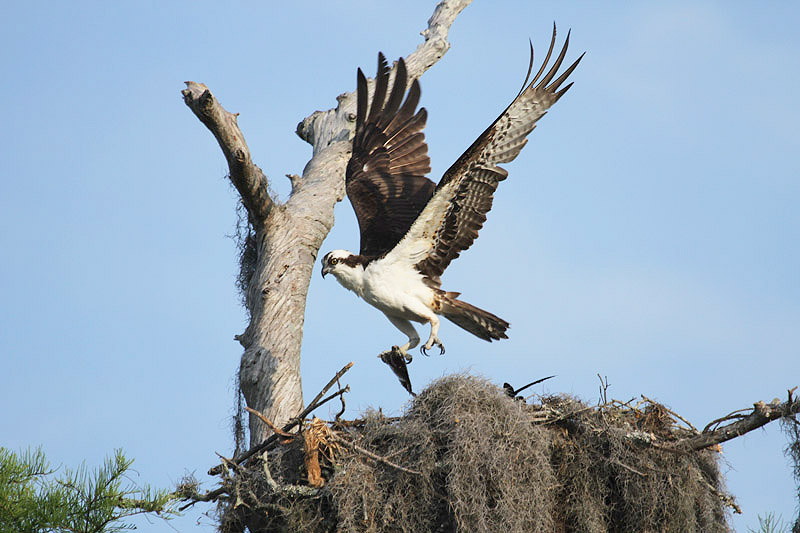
[321,262,331,278]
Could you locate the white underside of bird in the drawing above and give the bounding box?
[322,249,442,358]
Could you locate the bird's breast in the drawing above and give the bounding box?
[361,260,434,320]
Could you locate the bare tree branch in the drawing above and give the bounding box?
[680,396,800,451]
[244,407,295,439]
[181,83,273,220]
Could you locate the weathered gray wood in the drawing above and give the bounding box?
[682,397,800,451]
[182,0,472,447]
[182,83,273,221]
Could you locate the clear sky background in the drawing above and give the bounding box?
[1,1,798,531]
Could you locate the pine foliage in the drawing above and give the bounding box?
[0,447,177,533]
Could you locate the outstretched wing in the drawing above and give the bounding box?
[386,27,583,282]
[346,53,435,260]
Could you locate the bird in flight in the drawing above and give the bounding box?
[322,27,582,365]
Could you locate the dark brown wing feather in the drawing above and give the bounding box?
[346,53,435,260]
[410,26,584,280]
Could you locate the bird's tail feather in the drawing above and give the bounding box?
[439,291,509,342]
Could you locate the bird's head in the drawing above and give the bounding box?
[321,250,366,290]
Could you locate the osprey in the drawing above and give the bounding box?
[322,28,582,363]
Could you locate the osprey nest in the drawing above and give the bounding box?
[212,374,743,533]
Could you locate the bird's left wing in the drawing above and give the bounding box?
[386,27,583,281]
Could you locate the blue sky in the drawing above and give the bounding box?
[1,1,798,531]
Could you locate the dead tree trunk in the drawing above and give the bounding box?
[182,0,472,446]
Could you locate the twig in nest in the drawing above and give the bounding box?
[179,487,225,511]
[208,362,354,475]
[184,407,341,511]
[216,452,242,472]
[245,407,295,441]
[648,441,694,457]
[542,401,612,426]
[335,378,346,421]
[597,374,609,406]
[308,387,350,422]
[178,453,243,511]
[306,362,354,417]
[612,397,638,410]
[332,434,422,476]
[610,458,647,477]
[641,395,697,432]
[701,476,742,514]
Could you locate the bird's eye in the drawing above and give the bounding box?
[330,258,338,265]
